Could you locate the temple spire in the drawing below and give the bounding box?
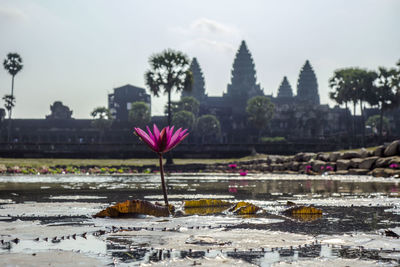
[225,40,263,100]
[277,76,293,98]
[296,60,320,105]
[182,57,206,102]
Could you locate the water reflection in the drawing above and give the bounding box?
[0,174,398,204]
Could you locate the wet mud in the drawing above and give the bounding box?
[0,173,399,266]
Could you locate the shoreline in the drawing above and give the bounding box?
[0,140,399,178]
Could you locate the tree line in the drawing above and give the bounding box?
[329,60,400,142]
[3,49,399,149]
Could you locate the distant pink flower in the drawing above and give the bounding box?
[320,166,325,170]
[228,164,237,169]
[239,170,248,176]
[134,124,188,155]
[305,165,312,171]
[325,165,334,171]
[389,163,399,169]
[229,187,238,193]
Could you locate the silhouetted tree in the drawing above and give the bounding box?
[246,96,274,142]
[366,115,390,135]
[145,49,193,164]
[145,49,193,125]
[367,66,399,140]
[3,53,23,141]
[91,107,112,143]
[168,96,200,117]
[329,68,375,144]
[129,101,151,128]
[196,114,220,143]
[172,110,195,130]
[2,95,15,118]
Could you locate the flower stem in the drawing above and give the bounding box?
[159,154,169,208]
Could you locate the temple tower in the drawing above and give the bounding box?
[277,76,293,98]
[296,60,320,105]
[181,57,206,102]
[225,41,263,108]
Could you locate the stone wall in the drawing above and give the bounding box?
[211,140,400,178]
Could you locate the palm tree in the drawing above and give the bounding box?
[329,68,376,145]
[145,49,193,164]
[3,53,23,142]
[145,49,193,126]
[329,69,354,141]
[367,67,399,141]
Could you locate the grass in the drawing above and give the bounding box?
[0,157,245,168]
[0,145,380,168]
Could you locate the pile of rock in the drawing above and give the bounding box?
[217,140,400,178]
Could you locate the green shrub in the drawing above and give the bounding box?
[260,136,286,143]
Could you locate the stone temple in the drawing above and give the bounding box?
[181,40,349,142]
[0,40,398,156]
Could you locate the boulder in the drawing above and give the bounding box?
[358,157,378,170]
[373,146,385,157]
[329,152,341,162]
[383,168,400,177]
[359,148,371,158]
[340,151,362,160]
[388,156,400,165]
[348,169,370,175]
[384,140,400,157]
[316,153,330,162]
[369,168,386,177]
[350,158,364,168]
[289,161,300,171]
[294,153,316,162]
[271,163,285,171]
[375,156,399,168]
[298,162,312,173]
[370,168,400,177]
[261,164,273,172]
[282,156,294,163]
[311,160,326,172]
[337,159,351,170]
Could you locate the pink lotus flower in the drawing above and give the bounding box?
[320,166,325,170]
[229,187,238,193]
[228,164,237,169]
[325,165,334,171]
[389,163,399,169]
[239,170,248,176]
[134,125,188,155]
[305,165,312,171]
[134,124,189,208]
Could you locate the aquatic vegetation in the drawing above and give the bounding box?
[230,201,260,215]
[325,165,334,171]
[228,164,237,169]
[389,163,398,169]
[93,199,171,217]
[134,124,188,206]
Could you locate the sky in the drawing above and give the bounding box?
[0,0,399,119]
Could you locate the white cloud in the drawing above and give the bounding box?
[169,17,241,54]
[0,6,27,24]
[190,18,240,37]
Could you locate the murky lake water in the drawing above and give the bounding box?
[0,173,399,266]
